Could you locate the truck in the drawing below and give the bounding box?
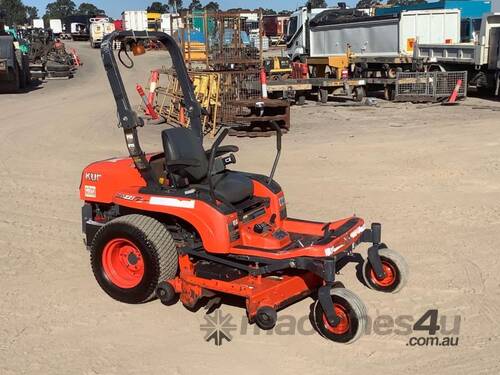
[33,19,44,29]
[285,6,325,61]
[286,7,461,78]
[415,12,500,93]
[0,33,30,92]
[374,0,492,43]
[122,11,148,31]
[89,18,115,48]
[49,19,63,36]
[64,15,90,41]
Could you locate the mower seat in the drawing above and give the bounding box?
[162,128,254,204]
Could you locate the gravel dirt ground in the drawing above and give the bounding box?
[1,41,500,375]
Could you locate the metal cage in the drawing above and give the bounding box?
[395,71,468,102]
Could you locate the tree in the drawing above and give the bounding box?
[168,0,183,12]
[0,0,27,25]
[204,1,219,12]
[147,1,169,13]
[307,0,327,8]
[25,5,38,22]
[188,0,202,11]
[45,0,76,20]
[254,7,277,15]
[78,2,105,16]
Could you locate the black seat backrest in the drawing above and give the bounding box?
[162,127,208,182]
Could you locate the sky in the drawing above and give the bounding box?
[24,0,358,19]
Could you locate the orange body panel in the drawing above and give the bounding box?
[80,155,366,258]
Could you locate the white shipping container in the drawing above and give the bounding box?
[33,19,44,29]
[49,19,63,34]
[122,11,148,31]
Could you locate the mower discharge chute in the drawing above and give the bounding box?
[80,30,408,344]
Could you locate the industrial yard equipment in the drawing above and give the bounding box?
[394,70,467,102]
[81,30,408,344]
[152,11,290,136]
[154,68,290,137]
[287,7,461,78]
[414,13,500,94]
[89,18,115,49]
[23,28,78,79]
[0,33,30,92]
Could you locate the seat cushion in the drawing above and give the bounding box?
[213,172,254,204]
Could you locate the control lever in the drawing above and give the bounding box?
[212,153,236,174]
[254,222,271,234]
[222,154,236,166]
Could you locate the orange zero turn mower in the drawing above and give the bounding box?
[80,31,408,344]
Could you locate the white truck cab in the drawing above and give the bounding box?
[89,18,115,49]
[285,7,326,61]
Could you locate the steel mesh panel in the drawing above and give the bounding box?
[395,71,467,101]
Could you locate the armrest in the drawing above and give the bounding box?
[205,145,239,158]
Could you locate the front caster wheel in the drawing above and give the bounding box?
[312,288,367,344]
[156,281,177,305]
[363,248,408,293]
[255,306,277,330]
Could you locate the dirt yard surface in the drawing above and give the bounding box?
[1,42,500,375]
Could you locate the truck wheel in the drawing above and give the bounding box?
[362,248,408,293]
[297,95,306,106]
[90,214,178,304]
[319,88,329,103]
[22,55,31,88]
[313,288,367,344]
[5,66,21,93]
[384,86,395,101]
[19,64,29,89]
[353,86,366,102]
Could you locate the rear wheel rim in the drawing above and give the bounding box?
[102,238,144,288]
[322,303,350,335]
[370,261,396,287]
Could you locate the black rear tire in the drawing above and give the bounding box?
[90,214,178,304]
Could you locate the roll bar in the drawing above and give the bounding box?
[100,31,203,190]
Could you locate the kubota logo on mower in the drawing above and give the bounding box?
[85,172,102,182]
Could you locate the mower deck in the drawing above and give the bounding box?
[172,255,322,319]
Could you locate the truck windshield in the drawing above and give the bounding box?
[287,16,298,39]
